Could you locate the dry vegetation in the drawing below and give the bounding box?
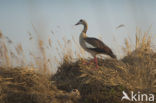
[0,27,156,103]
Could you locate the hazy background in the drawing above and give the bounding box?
[0,0,156,71]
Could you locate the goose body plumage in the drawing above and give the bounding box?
[75,19,116,68]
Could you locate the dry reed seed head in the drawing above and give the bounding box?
[0,31,3,39]
[38,40,43,47]
[2,42,10,67]
[124,38,131,55]
[15,44,23,54]
[18,44,23,52]
[27,32,33,40]
[10,51,16,57]
[63,54,72,63]
[48,37,52,47]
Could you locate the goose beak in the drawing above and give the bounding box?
[75,22,80,25]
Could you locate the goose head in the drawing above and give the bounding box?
[75,19,86,26]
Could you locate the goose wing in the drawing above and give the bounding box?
[84,37,116,58]
[84,37,110,52]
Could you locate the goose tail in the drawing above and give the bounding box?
[109,52,116,59]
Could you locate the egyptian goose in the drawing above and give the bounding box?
[75,19,116,68]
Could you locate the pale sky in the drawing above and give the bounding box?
[0,0,156,71]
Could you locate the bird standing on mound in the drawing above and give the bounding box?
[75,19,116,69]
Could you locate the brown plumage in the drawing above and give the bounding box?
[84,37,116,58]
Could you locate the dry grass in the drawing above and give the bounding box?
[52,27,156,103]
[0,67,81,103]
[52,53,156,102]
[0,27,156,103]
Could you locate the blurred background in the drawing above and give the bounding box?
[0,0,156,73]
